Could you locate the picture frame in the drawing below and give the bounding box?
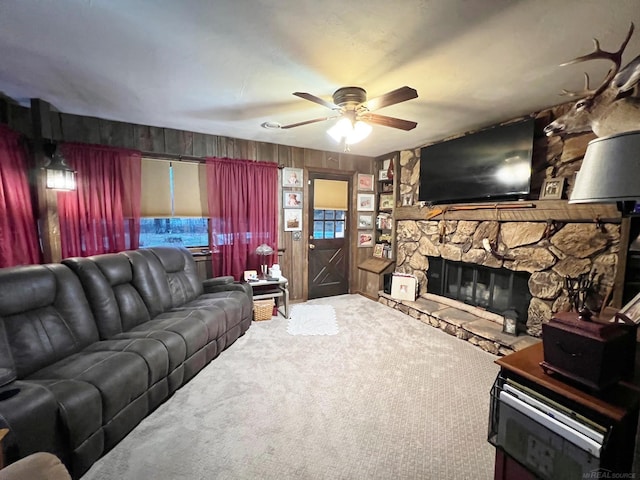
[390,274,418,301]
[357,173,375,191]
[283,191,303,208]
[284,209,302,231]
[378,169,389,181]
[373,243,385,258]
[401,193,413,206]
[379,194,394,210]
[357,193,375,211]
[539,177,565,200]
[357,231,374,248]
[357,213,374,230]
[282,167,303,188]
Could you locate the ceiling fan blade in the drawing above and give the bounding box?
[364,86,418,111]
[361,113,417,131]
[293,92,339,110]
[280,116,337,129]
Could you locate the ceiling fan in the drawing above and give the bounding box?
[280,86,419,144]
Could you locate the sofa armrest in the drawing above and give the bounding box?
[204,281,253,299]
[202,276,235,288]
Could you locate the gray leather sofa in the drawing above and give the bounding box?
[0,247,252,478]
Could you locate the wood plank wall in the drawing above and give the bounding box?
[6,103,376,301]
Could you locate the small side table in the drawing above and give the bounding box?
[250,277,289,318]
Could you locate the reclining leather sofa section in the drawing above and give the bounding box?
[0,247,253,478]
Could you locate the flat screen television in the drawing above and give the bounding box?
[418,119,534,204]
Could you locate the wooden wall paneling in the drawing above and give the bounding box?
[134,124,165,153]
[8,104,32,137]
[163,128,194,156]
[202,134,216,157]
[233,139,255,160]
[99,119,135,149]
[214,136,229,158]
[256,142,278,163]
[192,132,208,158]
[60,113,101,145]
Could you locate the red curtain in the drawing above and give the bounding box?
[58,143,141,258]
[0,125,41,267]
[206,158,279,280]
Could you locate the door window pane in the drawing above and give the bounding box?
[313,210,347,240]
[313,221,324,239]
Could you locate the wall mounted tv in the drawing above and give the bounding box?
[418,119,534,204]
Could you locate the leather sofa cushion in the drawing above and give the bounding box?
[1,265,100,378]
[24,379,102,450]
[136,248,204,308]
[28,350,148,422]
[62,256,153,339]
[83,338,169,386]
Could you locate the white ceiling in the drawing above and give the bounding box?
[0,1,639,157]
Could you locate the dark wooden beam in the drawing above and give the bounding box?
[30,99,62,263]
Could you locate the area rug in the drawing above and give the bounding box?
[286,304,338,335]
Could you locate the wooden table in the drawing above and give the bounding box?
[492,343,640,478]
[249,277,289,318]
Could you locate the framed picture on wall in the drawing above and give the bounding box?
[357,231,374,248]
[284,209,302,231]
[358,213,373,229]
[282,167,303,188]
[357,173,375,191]
[283,191,303,208]
[357,193,375,211]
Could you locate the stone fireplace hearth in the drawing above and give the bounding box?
[394,219,620,336]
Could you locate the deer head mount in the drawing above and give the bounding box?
[544,23,640,137]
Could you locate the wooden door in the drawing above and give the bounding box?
[307,173,350,299]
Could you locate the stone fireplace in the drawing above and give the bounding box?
[394,218,620,337]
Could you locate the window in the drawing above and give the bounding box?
[139,218,208,248]
[140,159,209,248]
[313,210,346,239]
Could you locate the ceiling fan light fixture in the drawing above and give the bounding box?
[327,118,371,145]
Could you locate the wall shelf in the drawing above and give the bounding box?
[395,200,622,223]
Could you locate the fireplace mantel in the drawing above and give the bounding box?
[395,200,621,223]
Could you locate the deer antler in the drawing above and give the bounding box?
[561,72,593,97]
[560,23,635,98]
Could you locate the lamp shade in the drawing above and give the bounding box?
[569,130,640,204]
[255,244,274,256]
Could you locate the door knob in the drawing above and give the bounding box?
[309,244,316,249]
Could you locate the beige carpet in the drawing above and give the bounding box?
[81,294,499,480]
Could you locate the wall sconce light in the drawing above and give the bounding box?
[569,130,640,213]
[43,142,76,191]
[255,243,274,279]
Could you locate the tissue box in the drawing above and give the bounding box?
[541,311,636,391]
